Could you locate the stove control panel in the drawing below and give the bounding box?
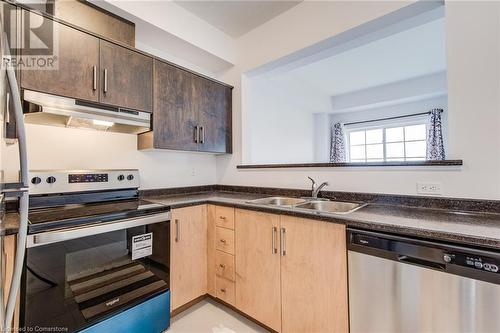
[69,173,108,183]
[29,170,140,195]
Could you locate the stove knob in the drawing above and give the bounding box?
[46,176,56,184]
[443,254,453,263]
[31,177,41,185]
[127,174,134,181]
[117,175,125,181]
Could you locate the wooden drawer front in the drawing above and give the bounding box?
[216,227,234,255]
[216,276,235,306]
[215,251,235,281]
[215,206,235,230]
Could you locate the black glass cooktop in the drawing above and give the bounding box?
[28,199,168,234]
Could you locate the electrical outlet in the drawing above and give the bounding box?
[417,182,442,195]
[190,168,196,177]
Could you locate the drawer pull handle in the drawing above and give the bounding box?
[220,239,226,243]
[219,264,226,268]
[175,219,180,242]
[219,216,226,220]
[220,288,226,293]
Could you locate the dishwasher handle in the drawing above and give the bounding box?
[348,230,447,267]
[397,255,446,271]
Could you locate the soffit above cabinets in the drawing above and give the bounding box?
[174,0,303,38]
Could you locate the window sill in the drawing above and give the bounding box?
[237,160,463,169]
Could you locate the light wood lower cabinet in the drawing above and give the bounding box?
[235,209,282,332]
[280,215,348,333]
[2,235,19,329]
[193,206,348,333]
[170,205,208,311]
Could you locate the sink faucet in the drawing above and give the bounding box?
[308,177,329,198]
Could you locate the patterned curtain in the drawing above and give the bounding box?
[330,123,346,163]
[426,109,445,160]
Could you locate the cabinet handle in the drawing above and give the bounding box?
[280,227,286,256]
[200,126,205,143]
[219,216,226,220]
[174,219,180,242]
[92,65,97,91]
[103,68,108,93]
[219,264,225,269]
[194,126,199,143]
[220,288,226,293]
[272,227,277,254]
[219,239,226,243]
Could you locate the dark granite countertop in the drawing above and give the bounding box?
[144,191,500,250]
[4,190,498,250]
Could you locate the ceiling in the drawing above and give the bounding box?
[273,17,446,97]
[174,0,302,38]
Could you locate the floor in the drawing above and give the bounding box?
[166,299,270,333]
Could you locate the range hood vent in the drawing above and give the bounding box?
[22,90,151,134]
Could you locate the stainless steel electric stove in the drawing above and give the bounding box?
[21,169,171,333]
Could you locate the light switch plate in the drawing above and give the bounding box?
[417,182,442,195]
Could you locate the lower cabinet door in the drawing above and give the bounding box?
[235,209,281,332]
[170,205,208,311]
[280,216,349,333]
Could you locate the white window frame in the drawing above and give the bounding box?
[344,115,428,162]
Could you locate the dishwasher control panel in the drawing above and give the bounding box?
[451,252,499,273]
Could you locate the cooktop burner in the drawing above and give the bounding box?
[28,199,168,234]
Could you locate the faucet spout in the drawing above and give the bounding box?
[312,181,329,198]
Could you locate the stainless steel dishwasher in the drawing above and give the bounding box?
[348,229,500,333]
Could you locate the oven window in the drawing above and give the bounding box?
[22,221,170,332]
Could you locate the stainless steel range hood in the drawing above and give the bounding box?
[22,90,151,134]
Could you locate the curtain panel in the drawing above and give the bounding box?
[426,108,445,160]
[330,122,346,163]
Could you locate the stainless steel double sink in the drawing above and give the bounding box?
[247,196,366,215]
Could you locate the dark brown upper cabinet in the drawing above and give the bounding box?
[194,76,232,153]
[138,60,232,154]
[149,60,198,151]
[17,5,231,153]
[99,40,153,112]
[20,10,100,102]
[19,10,152,113]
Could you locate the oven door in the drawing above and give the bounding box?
[21,212,170,333]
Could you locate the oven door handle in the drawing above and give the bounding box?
[26,212,171,248]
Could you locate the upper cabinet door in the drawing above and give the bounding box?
[152,60,198,151]
[20,10,99,102]
[193,76,232,153]
[280,216,349,333]
[99,40,153,112]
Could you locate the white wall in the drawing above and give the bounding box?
[5,124,216,189]
[217,1,500,200]
[246,76,316,164]
[330,72,447,113]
